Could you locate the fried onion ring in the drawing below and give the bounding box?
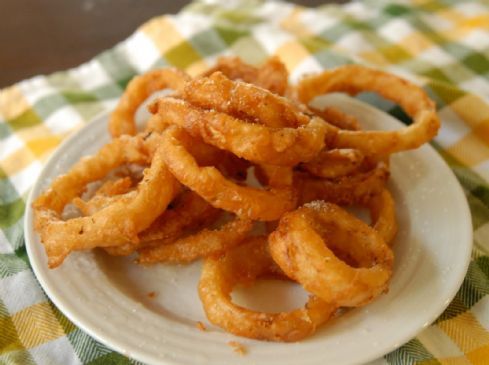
[301,148,365,179]
[297,65,440,155]
[367,189,398,245]
[33,134,180,267]
[297,161,389,205]
[201,56,288,95]
[160,126,296,221]
[72,177,134,216]
[144,122,250,181]
[182,72,311,128]
[105,190,220,256]
[269,201,394,307]
[109,68,190,137]
[137,217,252,264]
[150,97,328,166]
[199,235,337,341]
[310,106,361,131]
[254,164,294,188]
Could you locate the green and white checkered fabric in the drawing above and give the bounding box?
[1,0,489,363]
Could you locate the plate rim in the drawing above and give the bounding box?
[24,99,473,365]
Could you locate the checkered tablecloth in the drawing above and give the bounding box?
[1,0,489,364]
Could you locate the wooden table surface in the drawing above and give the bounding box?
[0,0,346,88]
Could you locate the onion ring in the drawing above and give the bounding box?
[297,161,389,205]
[310,106,361,131]
[182,72,311,129]
[159,126,296,221]
[200,56,259,82]
[301,148,365,179]
[93,176,133,195]
[33,134,180,268]
[105,190,221,256]
[269,201,394,307]
[367,189,398,245]
[72,177,133,216]
[109,68,190,137]
[201,56,288,95]
[150,96,328,166]
[297,65,440,155]
[198,235,337,341]
[144,123,250,182]
[137,217,252,264]
[254,164,294,188]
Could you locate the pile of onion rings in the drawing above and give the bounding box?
[33,56,440,342]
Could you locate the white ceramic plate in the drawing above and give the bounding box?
[25,95,472,365]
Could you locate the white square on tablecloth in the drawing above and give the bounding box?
[68,60,113,91]
[454,2,488,17]
[460,77,489,101]
[0,230,13,254]
[253,25,294,54]
[459,30,489,52]
[123,32,161,73]
[472,295,489,332]
[300,8,340,32]
[336,32,375,54]
[44,106,83,135]
[379,18,414,43]
[473,161,489,186]
[258,1,295,25]
[435,106,472,149]
[29,335,82,365]
[0,134,23,161]
[416,46,457,67]
[343,1,378,21]
[170,12,212,39]
[0,271,47,314]
[9,160,43,198]
[18,76,57,106]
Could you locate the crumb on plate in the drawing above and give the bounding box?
[228,341,247,356]
[196,321,207,331]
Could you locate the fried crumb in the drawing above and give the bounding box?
[196,321,207,331]
[147,291,157,299]
[228,341,247,356]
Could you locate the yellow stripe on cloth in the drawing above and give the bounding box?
[442,358,472,365]
[473,121,489,144]
[0,86,30,121]
[275,41,310,72]
[437,8,465,23]
[441,15,489,42]
[13,123,64,160]
[398,32,433,55]
[458,14,489,30]
[25,135,63,160]
[450,95,489,129]
[357,50,390,67]
[280,7,313,38]
[141,16,185,55]
[0,147,36,177]
[10,302,66,349]
[467,344,489,364]
[438,311,489,353]
[418,356,471,365]
[434,356,472,365]
[447,132,489,167]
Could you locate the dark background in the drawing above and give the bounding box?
[0,0,346,88]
